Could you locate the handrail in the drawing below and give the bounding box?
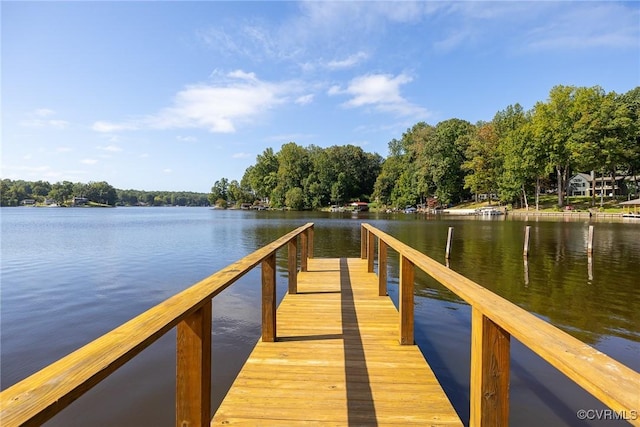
[0,222,315,427]
[361,223,640,427]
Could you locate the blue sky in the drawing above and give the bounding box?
[2,1,639,193]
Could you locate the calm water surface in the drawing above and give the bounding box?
[1,207,638,426]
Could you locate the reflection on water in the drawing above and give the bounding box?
[1,208,638,426]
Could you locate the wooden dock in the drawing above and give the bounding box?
[212,257,462,426]
[3,223,638,427]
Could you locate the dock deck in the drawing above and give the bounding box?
[3,223,638,427]
[211,257,463,426]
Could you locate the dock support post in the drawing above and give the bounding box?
[587,225,594,256]
[470,308,510,427]
[301,230,308,272]
[378,240,388,296]
[361,225,367,259]
[308,225,314,259]
[262,253,277,342]
[288,238,298,295]
[367,231,375,273]
[523,226,531,257]
[399,255,415,345]
[176,300,212,427]
[445,227,454,260]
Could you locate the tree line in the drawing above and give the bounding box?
[211,85,639,210]
[0,179,209,207]
[209,143,383,209]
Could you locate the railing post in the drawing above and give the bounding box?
[262,252,277,342]
[399,255,414,345]
[470,307,510,427]
[308,225,314,259]
[176,300,211,427]
[301,230,308,272]
[378,240,388,296]
[288,238,298,295]
[361,225,367,259]
[367,231,375,273]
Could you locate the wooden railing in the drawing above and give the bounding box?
[0,223,315,427]
[361,223,640,427]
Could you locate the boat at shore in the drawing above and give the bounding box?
[476,206,504,216]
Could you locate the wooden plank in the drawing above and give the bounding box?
[287,239,297,294]
[378,240,388,296]
[367,231,375,272]
[211,258,462,426]
[300,230,308,272]
[176,301,212,427]
[399,255,415,345]
[261,253,276,343]
[470,308,510,427]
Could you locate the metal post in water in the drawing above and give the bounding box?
[445,227,453,260]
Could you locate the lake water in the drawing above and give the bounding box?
[1,207,638,426]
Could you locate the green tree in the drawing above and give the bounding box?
[49,181,74,204]
[0,179,12,206]
[531,85,579,207]
[494,104,540,208]
[463,122,499,203]
[243,148,279,200]
[31,180,51,202]
[228,180,253,205]
[422,119,473,205]
[276,142,310,196]
[208,178,229,205]
[285,187,305,210]
[85,181,117,205]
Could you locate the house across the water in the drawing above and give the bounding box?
[568,172,639,197]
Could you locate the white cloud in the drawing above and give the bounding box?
[327,85,342,96]
[81,159,98,165]
[56,146,72,152]
[19,109,69,129]
[163,168,173,173]
[34,108,55,117]
[93,70,300,134]
[295,94,314,105]
[326,52,368,70]
[92,121,138,133]
[331,73,429,118]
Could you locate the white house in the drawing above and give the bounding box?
[568,172,640,197]
[568,173,592,196]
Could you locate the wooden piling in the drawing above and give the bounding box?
[523,226,531,257]
[445,227,454,260]
[587,225,594,256]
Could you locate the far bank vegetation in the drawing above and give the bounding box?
[210,85,639,211]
